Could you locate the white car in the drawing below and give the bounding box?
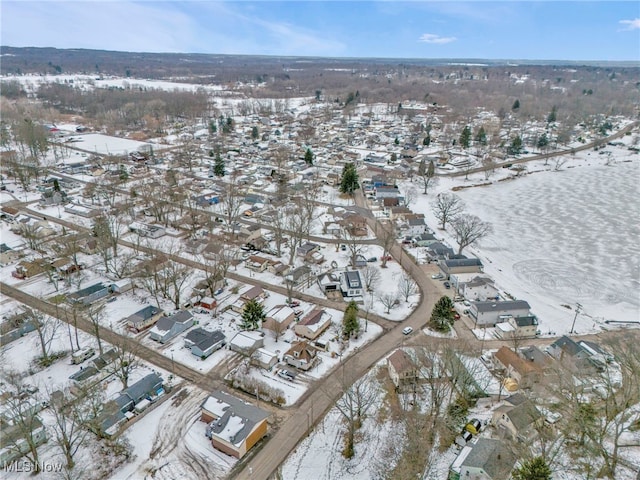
[402,326,413,335]
[431,273,444,280]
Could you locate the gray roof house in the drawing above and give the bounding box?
[114,373,164,414]
[149,310,194,343]
[449,438,516,480]
[67,282,109,305]
[469,300,531,327]
[185,328,226,359]
[126,305,164,332]
[439,257,483,277]
[297,242,320,258]
[340,270,363,297]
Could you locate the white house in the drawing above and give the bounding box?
[340,270,363,297]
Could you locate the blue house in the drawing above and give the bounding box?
[184,328,226,359]
[67,282,109,305]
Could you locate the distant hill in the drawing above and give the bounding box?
[1,46,637,80]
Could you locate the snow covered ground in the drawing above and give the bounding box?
[405,145,640,335]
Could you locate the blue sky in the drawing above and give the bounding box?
[2,1,639,61]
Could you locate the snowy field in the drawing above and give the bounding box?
[405,147,640,334]
[67,133,158,156]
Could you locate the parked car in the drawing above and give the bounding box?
[431,273,444,280]
[340,244,347,251]
[367,257,377,263]
[402,326,413,335]
[380,255,393,261]
[443,281,451,289]
[278,369,296,381]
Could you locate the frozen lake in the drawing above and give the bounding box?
[456,160,640,329]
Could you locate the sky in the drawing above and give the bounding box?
[1,1,639,61]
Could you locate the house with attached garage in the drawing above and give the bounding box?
[495,315,539,339]
[184,328,226,359]
[340,270,363,297]
[149,310,194,344]
[126,305,164,333]
[468,300,531,327]
[453,274,499,302]
[263,305,296,333]
[201,391,270,459]
[294,309,332,340]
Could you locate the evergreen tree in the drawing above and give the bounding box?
[52,178,61,192]
[423,134,431,146]
[304,148,314,165]
[240,299,265,331]
[459,126,472,149]
[507,135,523,155]
[394,137,400,145]
[251,126,259,140]
[512,99,520,111]
[547,106,557,123]
[475,126,487,146]
[389,152,397,163]
[214,150,225,177]
[339,162,360,195]
[429,296,455,332]
[208,120,217,134]
[512,457,552,480]
[537,132,549,151]
[342,301,360,338]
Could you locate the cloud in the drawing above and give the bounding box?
[619,18,640,30]
[419,33,456,45]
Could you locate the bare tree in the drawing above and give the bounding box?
[0,371,46,473]
[28,309,60,366]
[48,389,92,470]
[361,264,381,292]
[84,303,106,355]
[378,292,399,314]
[451,214,492,255]
[432,193,464,231]
[106,339,141,390]
[402,186,418,207]
[397,272,418,302]
[340,227,364,268]
[418,158,437,195]
[379,222,397,268]
[333,370,380,458]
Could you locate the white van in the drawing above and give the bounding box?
[71,347,95,365]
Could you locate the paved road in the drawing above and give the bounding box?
[442,121,639,177]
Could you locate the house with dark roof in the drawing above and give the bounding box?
[201,391,270,459]
[438,257,483,278]
[67,282,109,305]
[340,270,363,297]
[294,309,332,340]
[469,300,531,327]
[149,311,194,344]
[285,265,313,288]
[283,341,318,371]
[495,315,539,339]
[425,241,455,262]
[296,242,320,258]
[492,394,544,442]
[546,336,611,372]
[411,233,438,247]
[449,438,516,480]
[184,328,226,359]
[126,305,164,332]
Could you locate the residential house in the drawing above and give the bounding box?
[12,258,50,279]
[469,300,531,327]
[411,233,438,247]
[201,391,270,459]
[546,336,611,371]
[454,275,500,302]
[448,438,517,480]
[340,270,363,297]
[245,255,271,273]
[374,185,400,199]
[283,341,318,371]
[495,315,539,340]
[0,310,38,346]
[198,297,217,311]
[389,206,413,221]
[230,286,266,313]
[387,349,418,389]
[491,394,544,442]
[149,311,194,343]
[67,282,110,305]
[64,203,102,218]
[126,305,164,332]
[295,309,332,340]
[425,242,455,262]
[519,346,553,372]
[339,213,368,236]
[297,242,320,258]
[184,328,226,359]
[403,217,428,237]
[317,271,341,295]
[0,416,48,467]
[439,257,483,278]
[263,305,296,333]
[285,265,313,288]
[0,244,22,266]
[493,346,542,389]
[228,331,265,356]
[267,261,290,277]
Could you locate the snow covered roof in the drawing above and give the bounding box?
[202,391,270,446]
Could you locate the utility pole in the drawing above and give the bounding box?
[570,302,582,335]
